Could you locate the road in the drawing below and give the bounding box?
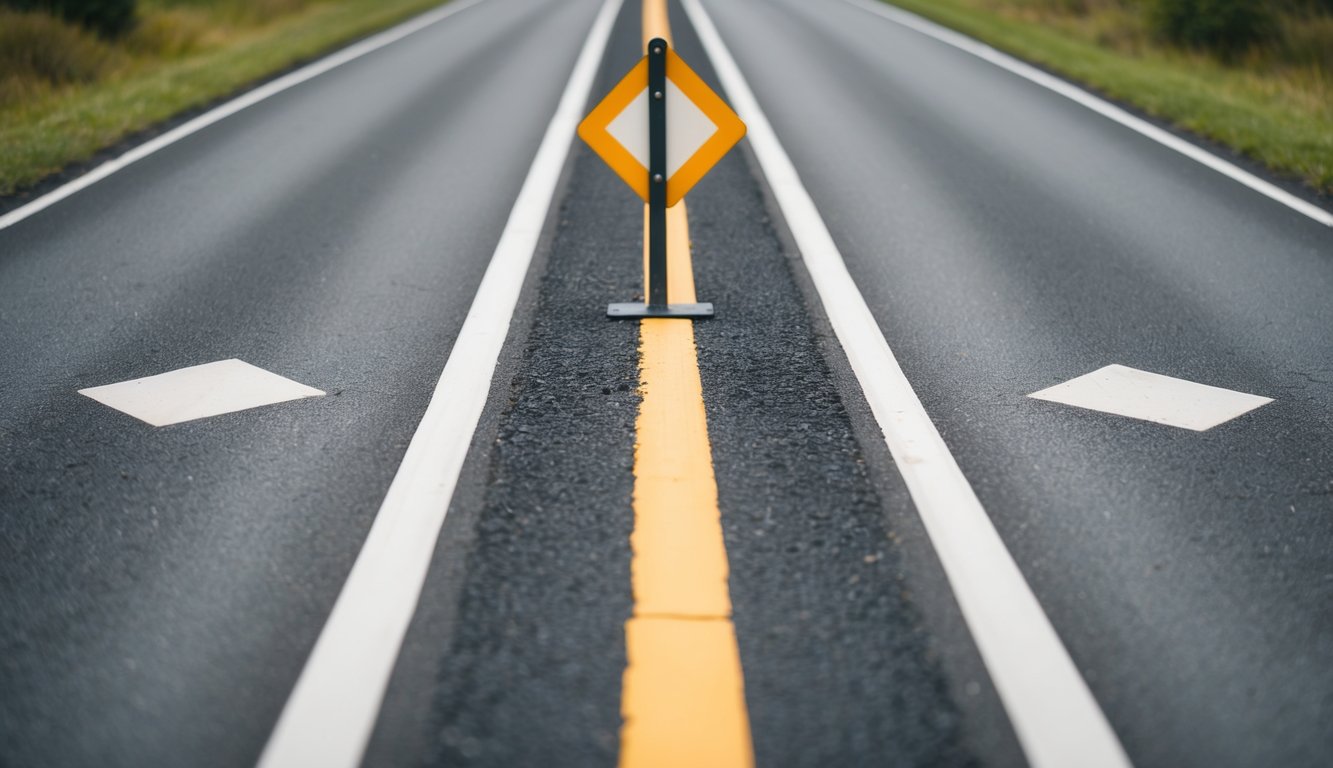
[700,0,1333,766]
[1,0,1330,766]
[0,0,607,764]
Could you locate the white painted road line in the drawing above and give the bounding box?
[1029,364,1273,431]
[254,0,624,766]
[0,0,488,234]
[841,0,1333,229]
[682,1,1133,767]
[79,359,323,427]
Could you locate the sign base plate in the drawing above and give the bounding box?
[607,302,714,319]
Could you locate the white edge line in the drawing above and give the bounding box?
[0,0,489,233]
[840,0,1333,228]
[253,0,625,766]
[679,1,1134,767]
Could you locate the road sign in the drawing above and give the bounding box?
[579,46,745,207]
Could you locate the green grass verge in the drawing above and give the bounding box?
[878,0,1333,196]
[0,0,452,196]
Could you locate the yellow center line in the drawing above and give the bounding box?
[619,3,754,766]
[641,0,673,47]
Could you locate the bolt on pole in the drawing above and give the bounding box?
[647,38,669,310]
[605,39,714,320]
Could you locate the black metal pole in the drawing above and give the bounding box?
[646,38,668,310]
[604,38,712,319]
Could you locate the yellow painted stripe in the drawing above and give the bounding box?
[619,3,753,766]
[642,0,672,46]
[622,618,751,767]
[641,203,694,318]
[622,205,753,768]
[631,206,727,619]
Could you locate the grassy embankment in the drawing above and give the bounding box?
[878,0,1333,196]
[0,0,453,197]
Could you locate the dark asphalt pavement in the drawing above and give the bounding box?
[703,0,1333,765]
[2,0,1331,766]
[363,3,993,765]
[0,0,606,764]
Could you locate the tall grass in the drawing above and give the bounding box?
[1144,0,1275,59]
[992,0,1333,71]
[0,11,121,104]
[151,0,329,25]
[0,0,449,194]
[0,0,325,107]
[0,0,138,38]
[920,0,1333,192]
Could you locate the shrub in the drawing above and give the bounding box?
[0,0,137,38]
[124,10,208,58]
[0,9,116,84]
[1274,12,1333,71]
[1144,0,1276,58]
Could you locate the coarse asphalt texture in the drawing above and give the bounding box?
[705,0,1333,766]
[0,0,607,764]
[1,0,1331,766]
[367,1,1002,765]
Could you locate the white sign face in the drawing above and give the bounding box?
[605,80,720,180]
[578,48,746,207]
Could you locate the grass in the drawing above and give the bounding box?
[5,0,1330,200]
[877,0,1333,196]
[0,0,454,196]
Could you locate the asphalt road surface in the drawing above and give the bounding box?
[2,0,1330,766]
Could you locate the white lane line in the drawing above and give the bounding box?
[1029,364,1273,431]
[0,0,488,234]
[79,359,323,427]
[680,1,1133,767]
[840,0,1333,228]
[254,0,624,766]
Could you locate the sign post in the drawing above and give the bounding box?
[643,39,679,315]
[579,38,746,319]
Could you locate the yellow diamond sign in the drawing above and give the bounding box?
[579,48,745,207]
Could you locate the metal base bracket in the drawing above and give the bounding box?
[607,302,715,319]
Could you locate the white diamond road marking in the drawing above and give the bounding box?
[79,359,324,427]
[1027,364,1272,431]
[605,80,718,178]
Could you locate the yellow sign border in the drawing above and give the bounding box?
[578,49,746,207]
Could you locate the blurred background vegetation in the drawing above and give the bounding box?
[886,0,1333,194]
[0,0,444,195]
[996,0,1333,67]
[0,0,352,109]
[1,0,1331,196]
